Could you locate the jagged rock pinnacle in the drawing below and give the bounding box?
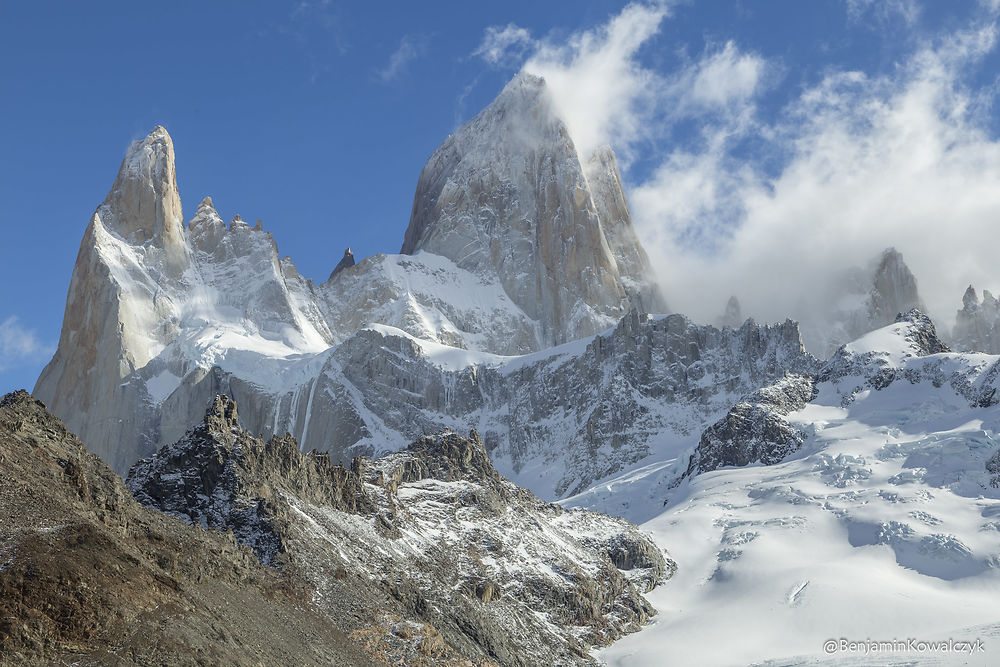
[952,284,1000,353]
[963,284,979,310]
[894,309,950,356]
[207,394,240,431]
[188,196,227,253]
[329,247,356,281]
[871,248,925,321]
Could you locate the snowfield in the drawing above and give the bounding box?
[585,316,1000,666]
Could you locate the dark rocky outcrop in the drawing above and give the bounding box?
[896,309,950,356]
[127,395,375,566]
[686,373,818,477]
[987,449,1000,489]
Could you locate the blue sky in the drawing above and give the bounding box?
[3,0,1000,392]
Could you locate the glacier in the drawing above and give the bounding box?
[589,313,1000,665]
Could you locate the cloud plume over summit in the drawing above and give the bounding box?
[474,2,1000,337]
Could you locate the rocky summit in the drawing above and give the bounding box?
[402,73,665,344]
[127,395,671,666]
[797,247,927,357]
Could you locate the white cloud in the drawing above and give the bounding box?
[494,4,766,164]
[522,2,671,160]
[634,19,1000,334]
[379,35,426,83]
[0,317,52,371]
[473,24,533,67]
[685,42,766,111]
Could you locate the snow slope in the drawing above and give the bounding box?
[580,313,1000,666]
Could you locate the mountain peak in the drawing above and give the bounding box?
[870,247,925,322]
[718,295,743,328]
[97,125,187,272]
[118,126,176,198]
[497,70,548,104]
[952,283,1000,353]
[399,73,664,345]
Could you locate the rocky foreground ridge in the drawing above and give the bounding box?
[0,390,376,665]
[1,391,669,665]
[125,395,670,666]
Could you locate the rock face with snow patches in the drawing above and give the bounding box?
[33,135,334,473]
[176,310,818,500]
[686,373,818,476]
[128,396,670,666]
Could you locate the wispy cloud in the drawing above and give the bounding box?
[847,0,922,27]
[471,3,764,164]
[253,0,348,83]
[379,35,428,83]
[473,24,533,67]
[0,317,53,371]
[521,2,671,161]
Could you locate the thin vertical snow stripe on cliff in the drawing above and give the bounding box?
[299,377,318,452]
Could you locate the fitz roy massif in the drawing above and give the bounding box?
[4,72,1000,665]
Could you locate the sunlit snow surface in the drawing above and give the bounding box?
[583,324,1000,666]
